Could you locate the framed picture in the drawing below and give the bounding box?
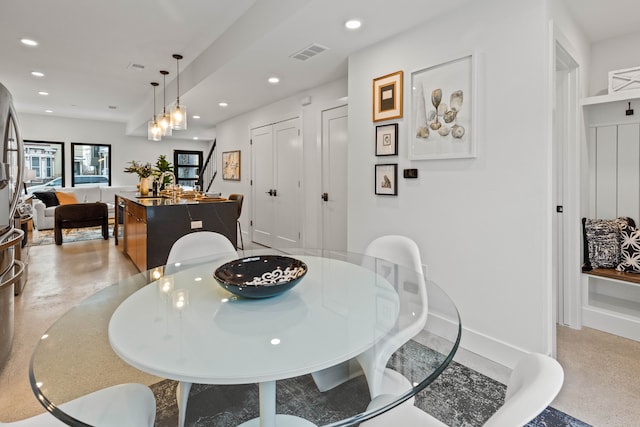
[409,54,476,160]
[375,164,398,196]
[373,70,403,122]
[375,123,398,156]
[222,150,241,181]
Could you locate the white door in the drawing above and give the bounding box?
[251,125,275,247]
[273,118,301,248]
[251,118,301,248]
[321,105,348,251]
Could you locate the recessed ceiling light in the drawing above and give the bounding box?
[193,137,199,140]
[345,20,362,30]
[268,77,280,84]
[218,102,228,107]
[192,115,200,119]
[20,38,38,46]
[45,109,53,113]
[38,91,48,96]
[31,71,44,77]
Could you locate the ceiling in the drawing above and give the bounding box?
[1,0,639,142]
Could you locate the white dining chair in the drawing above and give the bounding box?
[483,353,564,427]
[361,353,564,427]
[165,231,237,274]
[312,235,428,399]
[1,383,156,427]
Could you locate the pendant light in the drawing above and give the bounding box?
[170,54,187,130]
[158,70,172,136]
[147,82,162,141]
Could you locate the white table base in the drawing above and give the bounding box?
[177,380,317,427]
[238,414,317,427]
[177,381,192,427]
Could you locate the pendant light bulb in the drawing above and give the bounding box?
[170,54,187,130]
[148,82,162,141]
[158,70,172,136]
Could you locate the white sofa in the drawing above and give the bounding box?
[32,186,137,230]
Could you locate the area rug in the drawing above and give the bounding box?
[149,341,591,427]
[29,225,115,246]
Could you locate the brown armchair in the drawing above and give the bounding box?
[54,202,109,245]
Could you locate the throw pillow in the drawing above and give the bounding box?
[32,191,59,208]
[617,224,640,273]
[582,217,635,270]
[56,191,78,205]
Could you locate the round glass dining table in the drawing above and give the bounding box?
[29,248,461,427]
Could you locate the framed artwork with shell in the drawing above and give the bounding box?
[375,163,398,196]
[409,54,476,160]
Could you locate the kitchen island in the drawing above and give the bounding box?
[115,192,237,271]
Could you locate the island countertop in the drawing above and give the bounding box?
[115,192,238,271]
[116,191,234,207]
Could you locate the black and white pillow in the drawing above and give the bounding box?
[616,223,640,273]
[582,217,635,270]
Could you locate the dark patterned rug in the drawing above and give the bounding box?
[150,342,590,427]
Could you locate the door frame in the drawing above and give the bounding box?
[549,23,582,353]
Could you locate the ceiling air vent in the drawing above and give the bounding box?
[127,62,145,71]
[290,43,329,61]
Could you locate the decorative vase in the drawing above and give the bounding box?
[139,177,150,196]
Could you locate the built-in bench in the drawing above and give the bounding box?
[582,268,640,342]
[585,268,640,285]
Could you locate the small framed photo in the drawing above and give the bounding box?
[373,70,403,122]
[375,123,398,156]
[222,150,241,181]
[375,164,398,196]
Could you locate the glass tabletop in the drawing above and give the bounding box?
[30,248,461,427]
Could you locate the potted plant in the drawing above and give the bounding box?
[124,161,153,195]
[153,155,174,190]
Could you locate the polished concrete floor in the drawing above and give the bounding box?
[1,235,639,425]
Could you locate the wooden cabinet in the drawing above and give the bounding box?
[124,200,147,271]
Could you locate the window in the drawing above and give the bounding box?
[24,140,65,190]
[71,143,111,187]
[174,150,203,189]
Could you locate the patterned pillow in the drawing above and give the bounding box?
[616,224,640,273]
[582,217,635,270]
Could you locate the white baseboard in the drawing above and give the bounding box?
[426,312,529,376]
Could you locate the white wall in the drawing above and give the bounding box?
[590,32,640,97]
[17,113,210,187]
[213,78,348,247]
[348,0,550,367]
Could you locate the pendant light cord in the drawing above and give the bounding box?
[173,54,183,106]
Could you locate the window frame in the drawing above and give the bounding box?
[70,142,112,187]
[24,140,66,188]
[173,150,203,189]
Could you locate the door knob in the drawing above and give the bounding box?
[266,189,273,196]
[321,192,328,202]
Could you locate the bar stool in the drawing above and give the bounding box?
[228,194,244,249]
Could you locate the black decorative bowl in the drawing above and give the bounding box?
[214,255,308,299]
